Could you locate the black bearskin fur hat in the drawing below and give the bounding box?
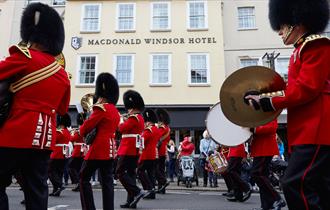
[95,73,119,105]
[269,0,329,34]
[20,3,65,56]
[143,109,158,123]
[76,112,86,126]
[123,90,145,112]
[57,113,71,127]
[156,108,170,125]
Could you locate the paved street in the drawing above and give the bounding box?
[7,182,289,210]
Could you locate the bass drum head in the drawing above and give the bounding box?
[206,102,251,146]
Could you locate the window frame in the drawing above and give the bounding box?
[186,0,208,31]
[275,57,290,82]
[149,53,172,86]
[239,57,259,68]
[187,53,210,86]
[52,0,66,6]
[237,6,257,30]
[116,3,136,32]
[113,54,135,86]
[150,1,171,31]
[80,3,102,33]
[75,54,98,87]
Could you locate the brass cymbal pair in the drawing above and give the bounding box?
[219,66,286,127]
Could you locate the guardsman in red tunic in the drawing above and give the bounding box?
[137,109,161,200]
[224,143,251,202]
[68,113,87,192]
[155,108,171,194]
[245,0,330,209]
[49,113,71,197]
[78,73,120,210]
[116,90,146,209]
[0,3,70,210]
[250,120,286,210]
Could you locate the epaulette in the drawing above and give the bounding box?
[144,125,153,133]
[56,128,63,134]
[299,34,329,57]
[10,45,32,59]
[158,123,165,129]
[93,103,106,112]
[128,114,139,122]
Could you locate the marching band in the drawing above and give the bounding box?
[0,0,329,209]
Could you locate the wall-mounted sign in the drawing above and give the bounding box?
[87,37,217,46]
[71,37,83,50]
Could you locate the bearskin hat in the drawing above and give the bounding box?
[57,113,71,127]
[20,3,65,56]
[269,0,329,34]
[76,112,86,126]
[95,73,119,105]
[123,90,145,111]
[156,108,170,125]
[143,109,158,123]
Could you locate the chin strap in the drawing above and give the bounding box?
[283,25,295,44]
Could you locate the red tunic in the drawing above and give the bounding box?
[157,124,171,157]
[50,128,71,159]
[139,124,161,161]
[0,46,70,150]
[227,144,246,158]
[70,130,85,158]
[271,36,330,148]
[250,120,279,157]
[79,103,120,160]
[117,114,144,156]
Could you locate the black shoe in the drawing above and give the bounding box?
[239,189,252,202]
[49,188,58,196]
[120,202,136,208]
[53,186,65,197]
[143,191,155,199]
[129,191,145,208]
[272,199,286,210]
[72,184,80,192]
[20,200,25,205]
[222,191,234,198]
[226,196,237,202]
[159,181,170,192]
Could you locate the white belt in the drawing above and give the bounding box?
[122,134,140,138]
[55,144,67,147]
[74,143,84,146]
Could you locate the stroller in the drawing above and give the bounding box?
[177,156,199,188]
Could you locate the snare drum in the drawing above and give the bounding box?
[206,102,251,146]
[209,153,228,174]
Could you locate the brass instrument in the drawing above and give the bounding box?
[219,66,286,127]
[80,93,95,113]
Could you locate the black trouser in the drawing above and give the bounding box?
[226,157,250,200]
[48,159,65,192]
[116,155,140,203]
[0,148,50,210]
[80,159,114,210]
[137,160,156,191]
[156,156,167,187]
[221,171,234,192]
[199,158,208,186]
[282,145,330,210]
[251,156,281,210]
[68,157,83,184]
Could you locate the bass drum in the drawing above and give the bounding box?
[206,102,251,146]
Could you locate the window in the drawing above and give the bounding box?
[238,7,256,29]
[322,22,330,37]
[26,0,40,5]
[275,57,289,82]
[240,58,258,67]
[187,1,208,30]
[81,4,101,32]
[150,54,171,85]
[151,2,170,30]
[114,54,134,85]
[77,55,97,85]
[188,53,210,85]
[52,0,65,6]
[116,3,136,31]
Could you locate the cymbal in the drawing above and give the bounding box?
[219,66,286,127]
